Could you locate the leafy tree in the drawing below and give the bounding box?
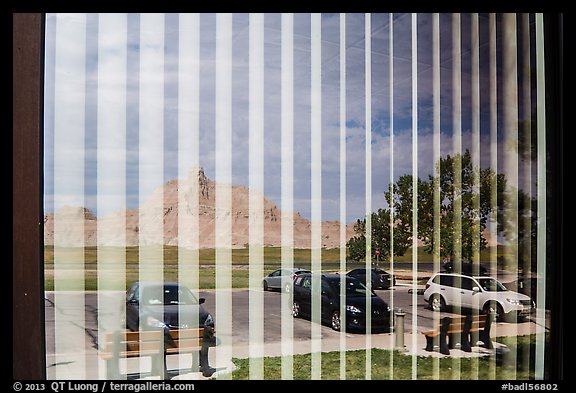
[384,149,505,262]
[348,149,534,266]
[347,235,366,263]
[346,208,411,263]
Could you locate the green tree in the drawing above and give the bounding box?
[349,149,530,266]
[384,150,505,262]
[346,208,411,263]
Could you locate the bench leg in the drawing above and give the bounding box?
[151,354,167,380]
[460,333,472,352]
[191,351,200,371]
[199,345,210,370]
[448,332,471,351]
[425,335,434,352]
[199,343,216,377]
[480,312,494,350]
[470,329,480,347]
[439,317,451,355]
[106,358,120,380]
[439,338,450,355]
[107,331,122,379]
[460,315,472,352]
[480,328,493,349]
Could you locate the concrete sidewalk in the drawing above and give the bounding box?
[46,317,546,380]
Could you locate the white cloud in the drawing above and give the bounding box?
[45,13,520,223]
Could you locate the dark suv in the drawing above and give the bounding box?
[347,268,395,290]
[291,273,392,332]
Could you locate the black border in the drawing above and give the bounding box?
[13,12,46,380]
[543,13,563,380]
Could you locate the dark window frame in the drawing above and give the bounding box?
[13,12,46,380]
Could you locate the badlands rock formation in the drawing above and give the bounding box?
[44,167,354,248]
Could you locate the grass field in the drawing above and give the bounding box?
[227,334,543,380]
[43,245,514,291]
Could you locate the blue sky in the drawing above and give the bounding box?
[43,13,535,222]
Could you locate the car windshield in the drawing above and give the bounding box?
[331,278,373,297]
[141,285,198,305]
[477,278,508,292]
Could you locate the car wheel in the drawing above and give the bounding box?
[331,310,342,331]
[429,294,445,312]
[292,302,300,318]
[263,280,269,291]
[484,301,505,322]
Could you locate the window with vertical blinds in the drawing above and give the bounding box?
[44,13,554,380]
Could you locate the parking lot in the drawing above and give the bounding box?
[44,283,527,350]
[45,284,546,379]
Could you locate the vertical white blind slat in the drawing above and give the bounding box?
[364,13,372,380]
[410,12,418,380]
[214,13,233,380]
[53,12,87,380]
[280,12,295,381]
[96,12,127,380]
[310,12,323,381]
[248,12,265,380]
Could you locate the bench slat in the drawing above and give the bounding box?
[104,330,163,342]
[101,329,205,359]
[170,338,202,349]
[422,315,487,336]
[101,328,210,380]
[100,349,162,360]
[168,328,204,340]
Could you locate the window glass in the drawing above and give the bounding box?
[440,275,454,287]
[43,12,554,381]
[461,277,474,291]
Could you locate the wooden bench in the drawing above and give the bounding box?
[165,328,206,376]
[100,330,165,379]
[100,328,209,379]
[422,314,493,355]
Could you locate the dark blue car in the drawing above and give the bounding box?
[347,268,396,290]
[291,273,392,332]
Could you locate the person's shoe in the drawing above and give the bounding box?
[201,367,216,377]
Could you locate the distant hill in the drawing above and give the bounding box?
[44,167,355,249]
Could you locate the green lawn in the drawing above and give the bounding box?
[227,335,541,380]
[43,245,514,291]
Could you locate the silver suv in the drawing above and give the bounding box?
[423,273,534,321]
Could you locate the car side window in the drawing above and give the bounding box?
[321,280,333,295]
[439,275,454,287]
[294,276,304,286]
[461,277,474,291]
[127,283,138,302]
[270,269,281,277]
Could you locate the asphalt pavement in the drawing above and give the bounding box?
[44,284,547,380]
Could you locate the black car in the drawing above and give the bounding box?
[347,268,396,290]
[124,281,216,376]
[291,273,392,332]
[125,281,214,331]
